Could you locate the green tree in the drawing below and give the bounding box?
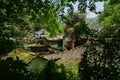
[0,0,100,39]
[79,0,120,80]
[40,60,59,80]
[40,60,79,80]
[0,0,100,55]
[0,57,33,80]
[63,12,90,49]
[0,0,61,39]
[99,0,120,38]
[79,35,120,80]
[0,39,16,56]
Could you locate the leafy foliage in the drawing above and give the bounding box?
[0,0,100,39]
[0,58,77,80]
[40,60,59,80]
[99,0,120,37]
[0,39,16,56]
[79,34,120,80]
[39,60,79,80]
[79,0,120,79]
[63,12,90,48]
[0,57,33,80]
[0,0,62,39]
[64,12,85,38]
[0,0,101,54]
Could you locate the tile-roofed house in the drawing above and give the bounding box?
[35,29,47,38]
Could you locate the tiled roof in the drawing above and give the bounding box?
[3,48,36,63]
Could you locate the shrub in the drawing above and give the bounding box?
[0,57,33,80]
[78,37,120,80]
[0,39,16,56]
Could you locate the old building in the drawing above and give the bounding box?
[35,29,47,38]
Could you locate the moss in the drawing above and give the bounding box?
[4,48,36,63]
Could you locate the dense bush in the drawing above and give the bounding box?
[34,60,79,80]
[39,60,71,80]
[0,39,16,56]
[0,57,33,80]
[0,57,79,80]
[78,36,120,80]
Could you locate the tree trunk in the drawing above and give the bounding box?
[70,40,74,49]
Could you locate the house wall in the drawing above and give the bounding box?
[49,39,63,47]
[28,46,49,52]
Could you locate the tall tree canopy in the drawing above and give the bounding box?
[0,0,62,38]
[99,0,120,37]
[63,12,90,40]
[63,12,91,49]
[79,0,120,80]
[0,0,103,39]
[0,0,104,54]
